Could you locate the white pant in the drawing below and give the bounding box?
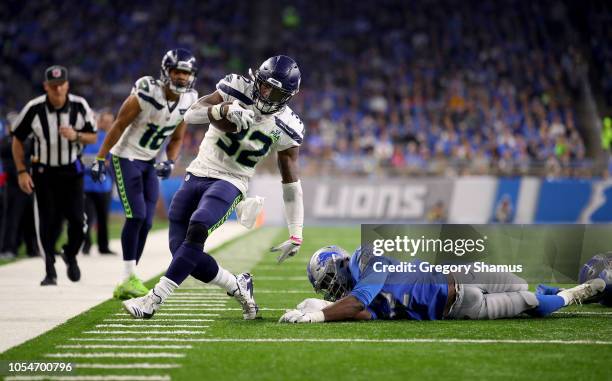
[447,270,538,320]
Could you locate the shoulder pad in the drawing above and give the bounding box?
[275,107,305,143]
[134,76,159,94]
[216,74,254,105]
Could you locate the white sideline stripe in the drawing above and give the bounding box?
[177,338,612,345]
[254,276,304,281]
[554,311,612,316]
[58,344,192,349]
[5,377,170,381]
[70,337,218,342]
[45,352,185,358]
[155,307,289,308]
[160,304,227,307]
[104,318,215,322]
[83,330,205,335]
[76,363,180,369]
[96,324,209,328]
[255,290,314,294]
[162,304,230,311]
[114,313,219,317]
[166,295,229,303]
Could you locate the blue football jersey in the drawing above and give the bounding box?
[348,247,449,321]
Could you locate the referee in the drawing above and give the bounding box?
[11,65,97,286]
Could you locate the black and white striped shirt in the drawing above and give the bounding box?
[11,94,97,166]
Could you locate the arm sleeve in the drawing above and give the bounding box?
[282,180,304,238]
[11,103,35,141]
[349,257,391,307]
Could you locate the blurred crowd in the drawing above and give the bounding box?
[1,0,611,178]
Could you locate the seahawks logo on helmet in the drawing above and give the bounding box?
[160,48,197,94]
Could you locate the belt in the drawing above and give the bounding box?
[443,273,457,318]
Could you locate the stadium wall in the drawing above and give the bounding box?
[110,175,612,224]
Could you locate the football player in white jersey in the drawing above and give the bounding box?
[122,55,304,320]
[90,49,198,299]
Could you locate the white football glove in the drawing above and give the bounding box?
[297,298,333,313]
[278,309,324,324]
[225,100,254,131]
[270,236,302,264]
[235,196,264,229]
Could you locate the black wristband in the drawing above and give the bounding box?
[17,169,28,175]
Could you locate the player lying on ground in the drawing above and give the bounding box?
[122,55,305,320]
[279,246,606,323]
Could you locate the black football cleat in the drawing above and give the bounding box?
[40,275,57,286]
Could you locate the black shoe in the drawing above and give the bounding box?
[99,249,117,255]
[41,275,57,286]
[66,260,81,282]
[82,247,90,255]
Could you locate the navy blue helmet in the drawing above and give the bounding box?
[160,49,197,94]
[251,55,301,114]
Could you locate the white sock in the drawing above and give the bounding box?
[153,276,179,303]
[557,291,571,306]
[209,267,238,294]
[123,260,136,281]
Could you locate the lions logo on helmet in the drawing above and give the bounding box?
[160,48,197,94]
[579,252,612,306]
[250,55,301,114]
[307,246,353,301]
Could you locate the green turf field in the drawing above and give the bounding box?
[0,226,610,381]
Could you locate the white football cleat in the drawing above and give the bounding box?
[122,289,162,319]
[558,278,606,305]
[229,273,259,320]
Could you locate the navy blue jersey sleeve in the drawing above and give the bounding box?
[349,256,392,307]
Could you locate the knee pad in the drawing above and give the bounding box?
[185,222,209,250]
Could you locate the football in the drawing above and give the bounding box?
[210,101,239,133]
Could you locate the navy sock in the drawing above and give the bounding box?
[527,294,566,317]
[135,223,151,264]
[121,218,143,261]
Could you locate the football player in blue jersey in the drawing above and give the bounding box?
[279,246,606,323]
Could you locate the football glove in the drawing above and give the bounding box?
[297,298,333,313]
[225,100,254,132]
[270,236,302,264]
[279,309,324,324]
[90,158,106,183]
[154,160,174,179]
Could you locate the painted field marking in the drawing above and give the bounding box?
[45,352,185,358]
[553,311,612,316]
[186,338,612,345]
[76,364,180,369]
[155,307,289,308]
[95,324,209,329]
[159,304,227,307]
[103,318,215,322]
[82,330,205,335]
[57,344,192,349]
[5,376,171,381]
[70,337,220,342]
[114,313,219,317]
